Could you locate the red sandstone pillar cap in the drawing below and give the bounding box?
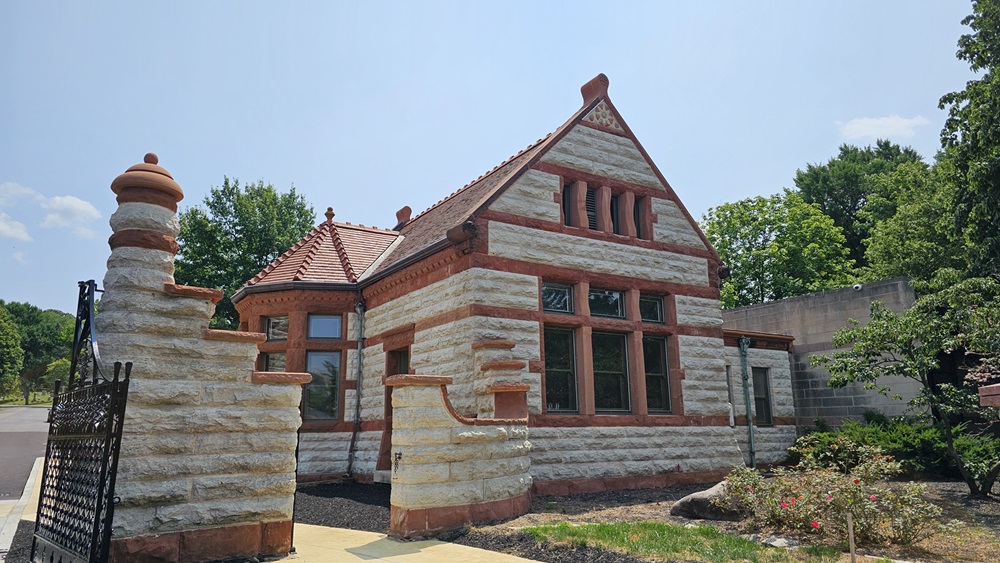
[110,152,184,203]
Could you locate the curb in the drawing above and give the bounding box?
[0,457,42,559]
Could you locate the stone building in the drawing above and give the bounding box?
[232,74,798,492]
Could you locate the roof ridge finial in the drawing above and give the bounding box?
[325,207,335,223]
[581,73,610,105]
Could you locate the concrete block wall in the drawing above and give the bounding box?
[386,375,531,538]
[723,278,920,427]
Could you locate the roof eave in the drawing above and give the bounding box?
[232,280,358,304]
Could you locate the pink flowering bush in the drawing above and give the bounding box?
[720,453,942,545]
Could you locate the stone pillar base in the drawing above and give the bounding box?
[390,493,532,539]
[109,520,292,563]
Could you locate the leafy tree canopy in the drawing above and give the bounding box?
[0,305,24,397]
[813,276,1000,495]
[940,0,1000,277]
[0,300,73,376]
[174,177,316,329]
[793,140,925,268]
[702,192,855,308]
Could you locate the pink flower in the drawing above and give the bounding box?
[789,498,796,504]
[853,479,860,485]
[748,486,755,492]
[826,495,833,501]
[780,502,788,508]
[811,521,820,529]
[869,495,877,501]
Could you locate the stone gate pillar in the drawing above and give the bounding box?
[95,153,310,563]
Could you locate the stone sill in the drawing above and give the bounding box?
[252,371,312,385]
[163,282,224,303]
[203,328,267,343]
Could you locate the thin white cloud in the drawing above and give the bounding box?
[0,182,41,206]
[837,115,930,140]
[12,251,26,264]
[40,195,101,238]
[0,211,32,241]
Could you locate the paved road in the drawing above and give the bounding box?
[0,407,49,500]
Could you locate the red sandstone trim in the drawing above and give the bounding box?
[109,229,179,255]
[367,322,416,348]
[471,339,516,350]
[163,282,224,303]
[722,329,795,351]
[532,469,731,497]
[116,186,180,212]
[385,374,453,387]
[203,328,266,343]
[981,383,1000,407]
[441,387,528,426]
[480,360,527,371]
[251,371,312,385]
[530,413,732,427]
[109,520,292,563]
[390,492,532,538]
[487,383,531,393]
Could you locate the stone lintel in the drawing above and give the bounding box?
[164,283,224,303]
[480,360,526,372]
[471,339,516,350]
[252,371,312,385]
[486,383,530,394]
[386,374,453,387]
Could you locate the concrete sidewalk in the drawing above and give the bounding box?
[0,458,537,562]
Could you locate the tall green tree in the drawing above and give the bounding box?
[940,0,1000,277]
[814,277,1000,495]
[0,301,73,401]
[793,140,925,268]
[0,305,24,398]
[174,178,316,329]
[702,192,855,308]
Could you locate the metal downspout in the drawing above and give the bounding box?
[346,298,365,476]
[739,336,756,468]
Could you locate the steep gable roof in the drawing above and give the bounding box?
[244,207,399,287]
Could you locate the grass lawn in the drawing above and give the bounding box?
[0,392,53,406]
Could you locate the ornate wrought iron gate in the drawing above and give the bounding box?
[31,281,130,563]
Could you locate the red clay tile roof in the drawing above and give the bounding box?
[246,210,399,287]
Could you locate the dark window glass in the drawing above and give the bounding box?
[263,352,286,372]
[304,351,340,420]
[610,194,621,234]
[589,288,625,318]
[543,327,577,413]
[389,348,410,376]
[639,296,665,324]
[562,182,573,226]
[585,187,598,230]
[308,314,342,339]
[634,198,643,239]
[541,283,574,313]
[593,332,629,412]
[643,337,670,413]
[265,316,288,340]
[752,367,773,426]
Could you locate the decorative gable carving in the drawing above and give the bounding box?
[584,101,624,133]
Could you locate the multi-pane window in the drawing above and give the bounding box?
[643,337,669,412]
[588,288,625,318]
[542,283,574,314]
[304,351,340,420]
[262,352,286,372]
[264,316,289,340]
[308,314,342,339]
[752,367,773,426]
[543,327,577,412]
[639,296,665,324]
[593,332,629,412]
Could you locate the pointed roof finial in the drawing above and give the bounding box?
[325,207,335,223]
[581,73,610,105]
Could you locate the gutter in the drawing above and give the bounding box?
[346,296,366,476]
[738,336,756,468]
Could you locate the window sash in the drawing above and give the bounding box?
[263,352,286,372]
[643,336,670,413]
[639,296,665,324]
[308,314,343,339]
[542,283,574,314]
[752,366,773,426]
[589,288,625,318]
[543,327,578,413]
[304,351,341,420]
[610,194,621,235]
[562,182,573,226]
[593,332,630,412]
[264,316,289,340]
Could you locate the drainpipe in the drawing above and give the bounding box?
[346,297,366,476]
[739,336,756,469]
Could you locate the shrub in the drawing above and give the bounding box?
[721,454,942,545]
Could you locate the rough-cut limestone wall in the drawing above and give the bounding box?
[540,125,663,190]
[489,169,562,222]
[296,432,350,477]
[347,430,383,477]
[651,198,707,249]
[724,347,796,465]
[674,295,723,329]
[488,222,708,286]
[97,201,302,539]
[389,379,531,537]
[529,426,743,482]
[677,335,731,417]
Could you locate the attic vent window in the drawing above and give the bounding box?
[562,182,573,227]
[585,188,598,230]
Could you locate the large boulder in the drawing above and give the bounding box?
[669,482,743,521]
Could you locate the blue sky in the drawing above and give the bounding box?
[0,1,975,314]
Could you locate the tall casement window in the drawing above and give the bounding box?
[304,351,340,420]
[752,367,773,426]
[610,194,621,235]
[585,187,598,229]
[544,327,577,412]
[633,197,644,239]
[643,336,670,413]
[561,182,573,227]
[592,332,629,412]
[264,316,289,340]
[308,314,342,339]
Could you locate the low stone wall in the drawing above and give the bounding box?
[386,375,531,538]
